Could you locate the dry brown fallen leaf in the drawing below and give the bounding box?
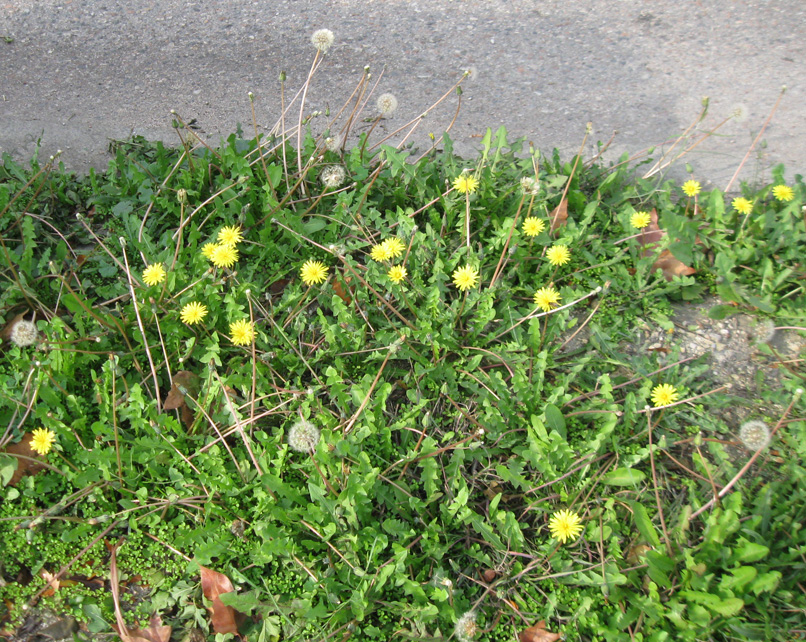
[200,564,241,634]
[549,198,568,233]
[39,569,60,597]
[2,433,47,486]
[163,370,201,428]
[519,620,562,642]
[123,614,172,642]
[637,209,696,281]
[653,249,696,281]
[332,272,354,305]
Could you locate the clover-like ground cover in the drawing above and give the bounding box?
[0,37,805,642]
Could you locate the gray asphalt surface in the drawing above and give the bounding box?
[1,0,804,187]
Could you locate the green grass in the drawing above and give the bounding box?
[0,44,805,642]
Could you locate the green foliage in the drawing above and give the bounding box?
[0,119,803,642]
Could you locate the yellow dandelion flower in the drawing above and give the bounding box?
[732,197,753,215]
[453,174,479,195]
[651,383,679,407]
[217,225,243,246]
[370,242,393,262]
[382,237,406,259]
[300,259,329,285]
[452,265,479,292]
[142,263,166,286]
[533,286,561,312]
[30,428,56,456]
[522,217,546,237]
[548,509,584,544]
[682,180,701,197]
[229,319,255,346]
[546,244,571,266]
[772,184,795,202]
[387,265,407,284]
[180,302,208,325]
[630,211,651,229]
[201,243,217,260]
[210,244,239,269]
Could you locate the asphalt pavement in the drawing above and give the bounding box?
[1,0,804,188]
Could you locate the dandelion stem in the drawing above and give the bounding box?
[343,345,394,434]
[689,388,802,520]
[724,85,786,194]
[489,192,526,289]
[494,285,603,340]
[645,408,673,555]
[120,241,162,412]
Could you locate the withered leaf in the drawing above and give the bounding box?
[519,620,562,642]
[269,278,291,296]
[636,210,695,281]
[653,249,696,282]
[200,565,241,634]
[2,433,46,486]
[39,569,60,596]
[549,198,568,233]
[164,371,201,428]
[332,273,354,305]
[124,614,172,642]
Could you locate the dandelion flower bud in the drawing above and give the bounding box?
[177,188,188,205]
[320,165,347,189]
[311,29,334,54]
[739,420,770,451]
[288,419,321,453]
[10,319,38,347]
[376,93,398,117]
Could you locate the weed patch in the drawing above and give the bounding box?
[1,32,805,642]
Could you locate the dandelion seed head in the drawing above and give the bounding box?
[321,165,347,189]
[325,134,343,152]
[454,611,478,642]
[288,419,321,453]
[730,103,749,123]
[311,28,334,53]
[739,420,770,451]
[376,93,398,117]
[9,319,38,347]
[520,176,540,196]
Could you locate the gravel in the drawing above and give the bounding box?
[1,0,804,184]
